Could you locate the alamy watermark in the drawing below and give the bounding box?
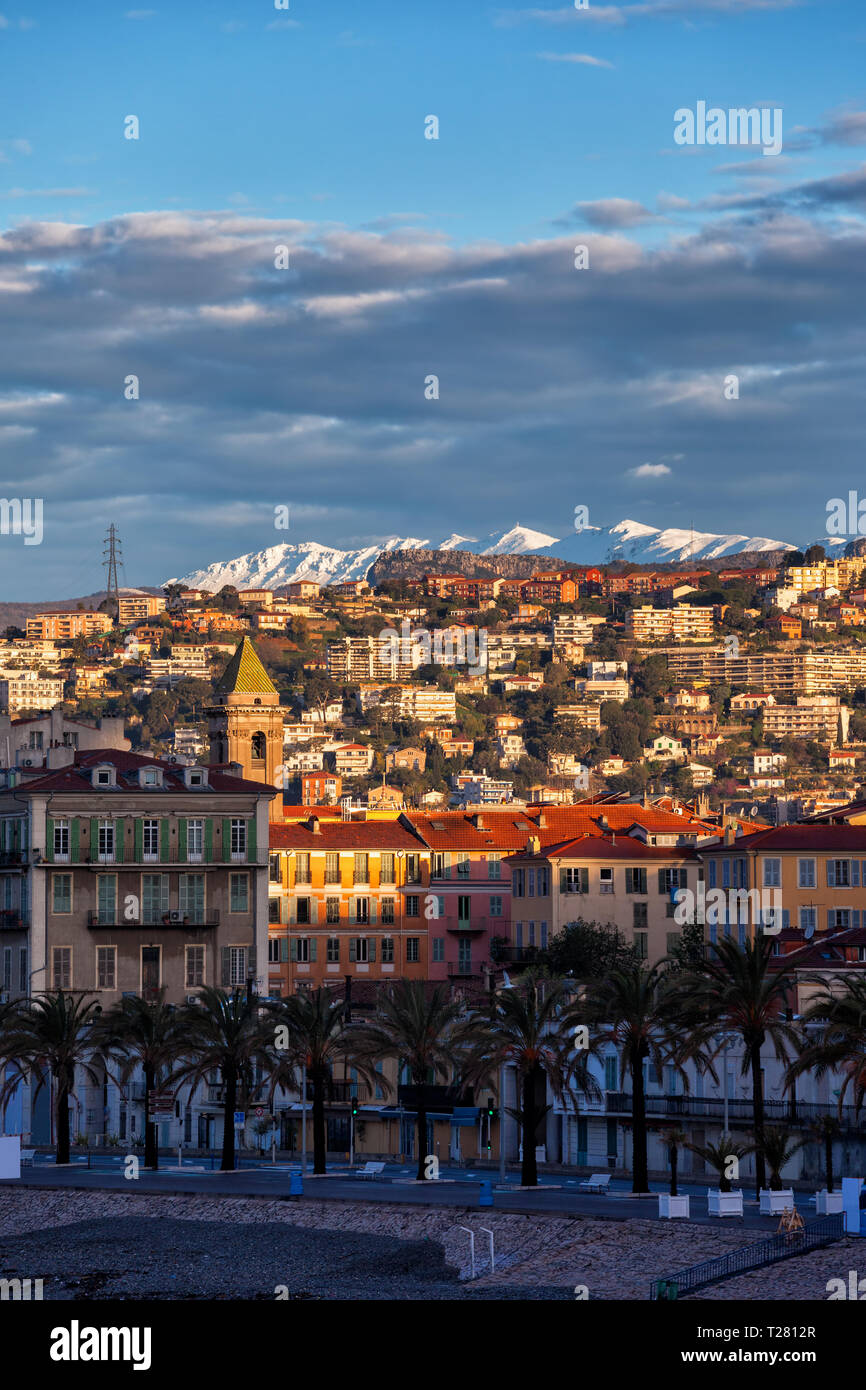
[674,102,782,157]
[379,620,487,676]
[0,498,42,546]
[674,883,783,932]
[826,493,866,538]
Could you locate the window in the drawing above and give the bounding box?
[456,854,470,879]
[52,947,71,990]
[268,937,281,964]
[53,820,70,862]
[326,897,340,924]
[604,1057,618,1091]
[97,875,116,926]
[142,874,169,924]
[487,853,501,880]
[327,937,340,963]
[325,852,340,885]
[179,874,204,921]
[230,819,247,860]
[353,853,369,884]
[296,897,311,925]
[537,866,550,896]
[513,868,525,897]
[381,898,395,924]
[29,730,43,750]
[708,860,717,888]
[633,901,648,929]
[659,868,686,895]
[187,820,203,862]
[829,909,851,930]
[828,859,852,888]
[350,938,369,963]
[799,906,816,933]
[406,938,420,963]
[353,897,369,925]
[405,854,421,883]
[381,937,395,964]
[380,852,395,885]
[141,767,161,787]
[142,819,159,862]
[763,858,781,888]
[626,867,647,894]
[490,895,503,917]
[98,820,115,862]
[230,874,249,913]
[405,895,420,917]
[432,938,444,962]
[632,930,648,960]
[561,867,588,894]
[294,938,310,963]
[295,852,311,885]
[458,895,471,922]
[798,858,816,889]
[52,874,72,914]
[268,898,281,924]
[599,868,614,895]
[666,932,681,955]
[96,946,116,991]
[19,947,27,994]
[228,946,247,986]
[251,731,267,761]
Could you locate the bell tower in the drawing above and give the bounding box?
[207,637,283,818]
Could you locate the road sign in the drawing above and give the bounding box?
[233,1111,245,1127]
[255,1107,264,1118]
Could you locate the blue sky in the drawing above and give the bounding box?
[1,0,865,594]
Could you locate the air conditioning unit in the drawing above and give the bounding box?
[185,994,199,1005]
[169,910,183,923]
[23,758,34,767]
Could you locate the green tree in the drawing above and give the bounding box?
[91,990,184,1170]
[0,993,102,1164]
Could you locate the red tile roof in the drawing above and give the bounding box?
[699,824,866,853]
[269,818,425,850]
[10,749,276,797]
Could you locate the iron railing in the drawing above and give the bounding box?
[651,1214,844,1300]
[606,1091,866,1132]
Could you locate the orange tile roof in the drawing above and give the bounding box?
[270,818,426,850]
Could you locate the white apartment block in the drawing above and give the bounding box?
[626,605,714,642]
[0,673,65,713]
[763,696,849,744]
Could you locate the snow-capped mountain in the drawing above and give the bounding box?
[166,517,800,592]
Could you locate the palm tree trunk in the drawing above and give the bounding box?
[415,1087,429,1180]
[631,1055,648,1193]
[221,1065,237,1171]
[56,1075,70,1165]
[750,1041,766,1196]
[144,1063,158,1171]
[312,1066,327,1175]
[520,1068,538,1187]
[670,1144,678,1197]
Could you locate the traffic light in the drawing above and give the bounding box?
[487,1098,495,1120]
[351,1096,359,1117]
[486,1097,494,1150]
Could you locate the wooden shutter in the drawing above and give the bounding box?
[679,868,688,888]
[222,818,232,862]
[160,819,170,863]
[826,861,836,887]
[280,937,289,962]
[247,944,256,979]
[580,868,589,894]
[134,818,143,862]
[90,818,99,861]
[178,819,187,861]
[290,939,297,962]
[70,818,80,862]
[625,868,633,893]
[247,816,256,863]
[205,819,214,861]
[45,817,54,863]
[559,868,567,893]
[220,947,231,986]
[368,938,376,962]
[852,860,860,886]
[349,938,357,962]
[658,869,666,894]
[309,938,317,962]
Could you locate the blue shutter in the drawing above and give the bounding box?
[309,938,317,962]
[782,910,790,929]
[853,861,860,887]
[290,939,297,962]
[853,910,861,930]
[827,861,836,887]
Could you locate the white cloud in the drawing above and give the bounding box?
[537,51,614,66]
[628,463,673,478]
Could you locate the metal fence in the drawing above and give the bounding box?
[650,1213,845,1300]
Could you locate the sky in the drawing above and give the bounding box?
[1,0,865,596]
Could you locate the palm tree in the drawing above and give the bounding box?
[91,990,184,1170]
[584,960,683,1193]
[352,980,466,1180]
[788,975,866,1117]
[667,936,800,1197]
[807,1116,842,1194]
[0,992,102,1164]
[171,987,273,1171]
[759,1125,807,1191]
[685,1134,754,1192]
[663,1126,687,1197]
[465,972,593,1188]
[268,989,383,1175]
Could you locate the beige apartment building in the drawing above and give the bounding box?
[0,673,65,714]
[116,594,167,625]
[626,605,714,642]
[666,646,866,695]
[762,696,849,744]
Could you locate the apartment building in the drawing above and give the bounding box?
[331,743,375,777]
[266,817,430,993]
[0,750,275,1009]
[782,558,866,594]
[25,612,112,641]
[327,636,421,683]
[763,696,849,744]
[626,605,714,642]
[0,710,130,771]
[355,685,457,723]
[666,647,866,695]
[0,673,65,714]
[574,677,630,703]
[285,581,321,600]
[116,594,167,625]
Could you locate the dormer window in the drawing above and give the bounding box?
[92,764,116,788]
[139,767,163,789]
[184,766,208,789]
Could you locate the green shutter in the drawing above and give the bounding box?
[309,938,317,962]
[290,939,297,962]
[222,818,232,862]
[46,818,54,863]
[349,939,357,962]
[368,938,376,962]
[90,818,99,861]
[580,868,589,894]
[178,819,187,861]
[280,937,289,962]
[679,868,688,888]
[70,818,80,863]
[247,816,256,863]
[221,947,231,986]
[114,819,124,864]
[160,818,170,863]
[625,868,633,893]
[134,818,143,862]
[205,819,214,862]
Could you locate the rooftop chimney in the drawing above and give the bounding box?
[309,815,321,834]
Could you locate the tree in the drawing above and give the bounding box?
[584,960,684,1192]
[788,974,866,1119]
[464,972,592,1187]
[91,990,184,1170]
[662,1126,687,1196]
[686,1134,754,1192]
[268,989,382,1174]
[808,1116,841,1194]
[542,918,637,979]
[668,936,800,1196]
[759,1125,807,1190]
[172,988,273,1171]
[0,993,102,1164]
[352,980,466,1180]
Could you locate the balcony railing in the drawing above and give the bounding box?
[304,1081,371,1104]
[0,909,29,929]
[447,961,479,978]
[490,945,540,965]
[605,1091,866,1132]
[87,911,220,929]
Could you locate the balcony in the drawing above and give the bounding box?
[447,961,480,978]
[0,852,27,867]
[604,1091,866,1133]
[87,911,220,929]
[304,1081,371,1104]
[398,1084,474,1112]
[490,945,540,966]
[0,909,29,930]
